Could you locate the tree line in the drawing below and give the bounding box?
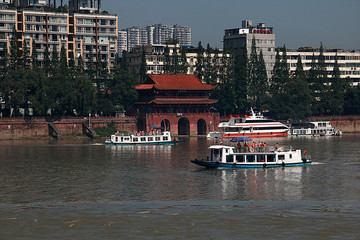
[0,29,138,117]
[1,32,360,119]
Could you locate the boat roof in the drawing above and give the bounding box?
[209,145,234,150]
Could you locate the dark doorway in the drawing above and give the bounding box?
[178,118,190,135]
[161,119,171,131]
[197,119,207,135]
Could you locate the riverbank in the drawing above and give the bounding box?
[0,116,137,140]
[0,115,359,140]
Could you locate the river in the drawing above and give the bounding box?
[0,135,359,239]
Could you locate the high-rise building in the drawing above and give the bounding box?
[153,24,173,44]
[224,20,276,77]
[173,24,191,46]
[0,0,118,70]
[117,30,127,53]
[120,24,191,52]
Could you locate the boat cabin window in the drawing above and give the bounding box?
[163,137,168,141]
[213,149,220,155]
[246,155,255,162]
[226,155,233,163]
[289,154,292,159]
[148,137,153,141]
[267,155,276,162]
[278,155,285,160]
[140,137,146,142]
[257,154,265,162]
[155,137,161,141]
[235,119,242,123]
[115,137,118,142]
[236,155,244,162]
[133,137,138,142]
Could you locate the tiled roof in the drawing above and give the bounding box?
[136,98,218,105]
[135,74,215,90]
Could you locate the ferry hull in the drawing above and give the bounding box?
[105,140,180,146]
[222,132,288,138]
[191,160,311,168]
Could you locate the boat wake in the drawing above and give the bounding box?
[311,162,324,165]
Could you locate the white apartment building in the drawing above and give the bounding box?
[285,49,360,87]
[127,44,229,79]
[0,7,16,52]
[173,24,191,46]
[0,1,118,70]
[119,24,191,53]
[224,20,276,77]
[117,29,127,53]
[72,12,118,67]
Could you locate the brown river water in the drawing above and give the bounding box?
[0,135,359,239]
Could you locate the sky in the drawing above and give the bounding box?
[101,0,360,50]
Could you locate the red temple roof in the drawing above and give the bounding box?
[136,98,218,105]
[135,74,215,91]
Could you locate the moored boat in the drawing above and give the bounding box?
[289,121,341,136]
[219,108,289,138]
[105,130,180,145]
[191,144,311,168]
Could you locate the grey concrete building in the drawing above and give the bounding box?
[224,20,276,77]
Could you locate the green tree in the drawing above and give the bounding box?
[31,39,39,69]
[255,50,268,110]
[287,55,312,119]
[139,46,147,82]
[179,46,188,74]
[27,68,50,116]
[269,46,292,119]
[329,55,348,115]
[344,81,360,114]
[194,41,204,81]
[232,46,248,113]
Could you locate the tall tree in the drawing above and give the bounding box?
[139,46,147,82]
[232,46,248,113]
[269,46,292,119]
[31,39,39,69]
[255,50,268,110]
[287,55,312,119]
[329,54,348,115]
[194,41,204,81]
[179,46,188,74]
[247,36,258,108]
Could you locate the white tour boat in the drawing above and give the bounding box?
[191,144,311,168]
[290,121,341,136]
[105,131,180,145]
[219,108,289,138]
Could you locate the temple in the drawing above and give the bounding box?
[135,74,220,136]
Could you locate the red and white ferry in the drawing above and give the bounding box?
[219,108,289,138]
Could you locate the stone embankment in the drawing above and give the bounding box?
[0,116,137,140]
[0,115,359,140]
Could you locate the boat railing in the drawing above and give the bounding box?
[114,131,168,137]
[233,145,295,153]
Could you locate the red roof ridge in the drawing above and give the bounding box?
[137,74,215,90]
